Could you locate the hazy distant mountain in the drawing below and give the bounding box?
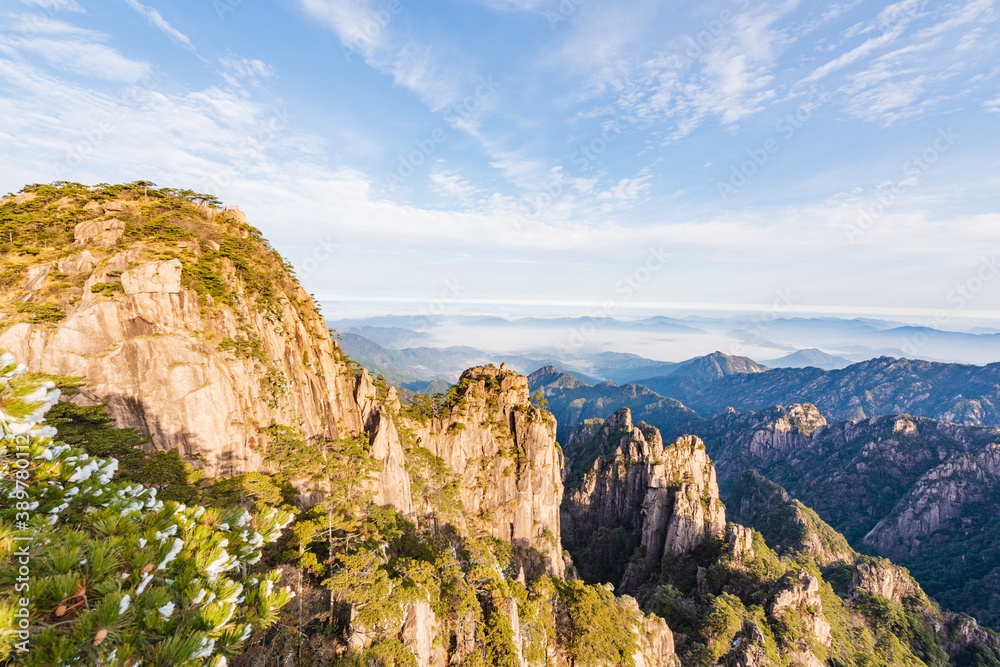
[765,348,854,370]
[634,351,767,400]
[528,365,704,445]
[663,355,1000,425]
[334,325,431,348]
[584,351,680,384]
[336,333,493,386]
[327,314,1000,365]
[337,332,602,387]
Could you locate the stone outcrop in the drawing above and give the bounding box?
[769,570,831,647]
[401,601,446,667]
[706,403,826,480]
[849,559,921,604]
[73,217,126,247]
[24,264,51,291]
[0,210,411,518]
[407,365,565,577]
[562,408,726,593]
[625,597,678,667]
[864,444,1000,558]
[725,620,770,667]
[120,259,182,294]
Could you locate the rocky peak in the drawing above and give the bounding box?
[0,185,410,513]
[561,408,726,593]
[406,365,566,578]
[769,570,832,647]
[526,364,589,395]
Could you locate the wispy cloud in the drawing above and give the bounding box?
[122,0,198,53]
[298,0,463,111]
[219,55,274,89]
[18,0,84,11]
[0,15,150,81]
[430,168,479,205]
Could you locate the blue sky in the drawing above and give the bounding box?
[1,0,999,324]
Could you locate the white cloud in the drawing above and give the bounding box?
[555,1,797,143]
[17,0,84,11]
[915,0,996,39]
[122,0,197,53]
[298,0,461,111]
[219,55,274,89]
[430,168,479,204]
[0,15,150,82]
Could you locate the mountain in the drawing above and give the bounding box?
[698,402,1000,630]
[527,365,704,446]
[336,331,602,387]
[335,332,494,386]
[667,356,1000,425]
[0,184,372,478]
[0,183,671,665]
[560,408,1000,666]
[336,325,432,348]
[635,351,768,401]
[582,350,680,384]
[765,348,855,370]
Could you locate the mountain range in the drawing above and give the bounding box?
[2,182,999,666]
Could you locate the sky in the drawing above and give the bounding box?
[1,0,999,327]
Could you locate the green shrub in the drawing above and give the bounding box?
[0,358,294,665]
[15,301,64,323]
[89,281,123,294]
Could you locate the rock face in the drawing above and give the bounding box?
[561,408,726,593]
[626,597,678,667]
[703,403,827,481]
[725,620,770,667]
[0,203,411,518]
[769,570,831,647]
[699,403,1000,629]
[73,217,127,247]
[850,559,921,604]
[407,366,566,577]
[528,365,705,446]
[864,443,1000,558]
[401,601,446,667]
[120,259,182,294]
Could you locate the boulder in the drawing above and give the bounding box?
[74,218,126,247]
[121,259,182,295]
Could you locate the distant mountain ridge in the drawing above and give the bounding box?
[665,354,1000,425]
[765,347,855,370]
